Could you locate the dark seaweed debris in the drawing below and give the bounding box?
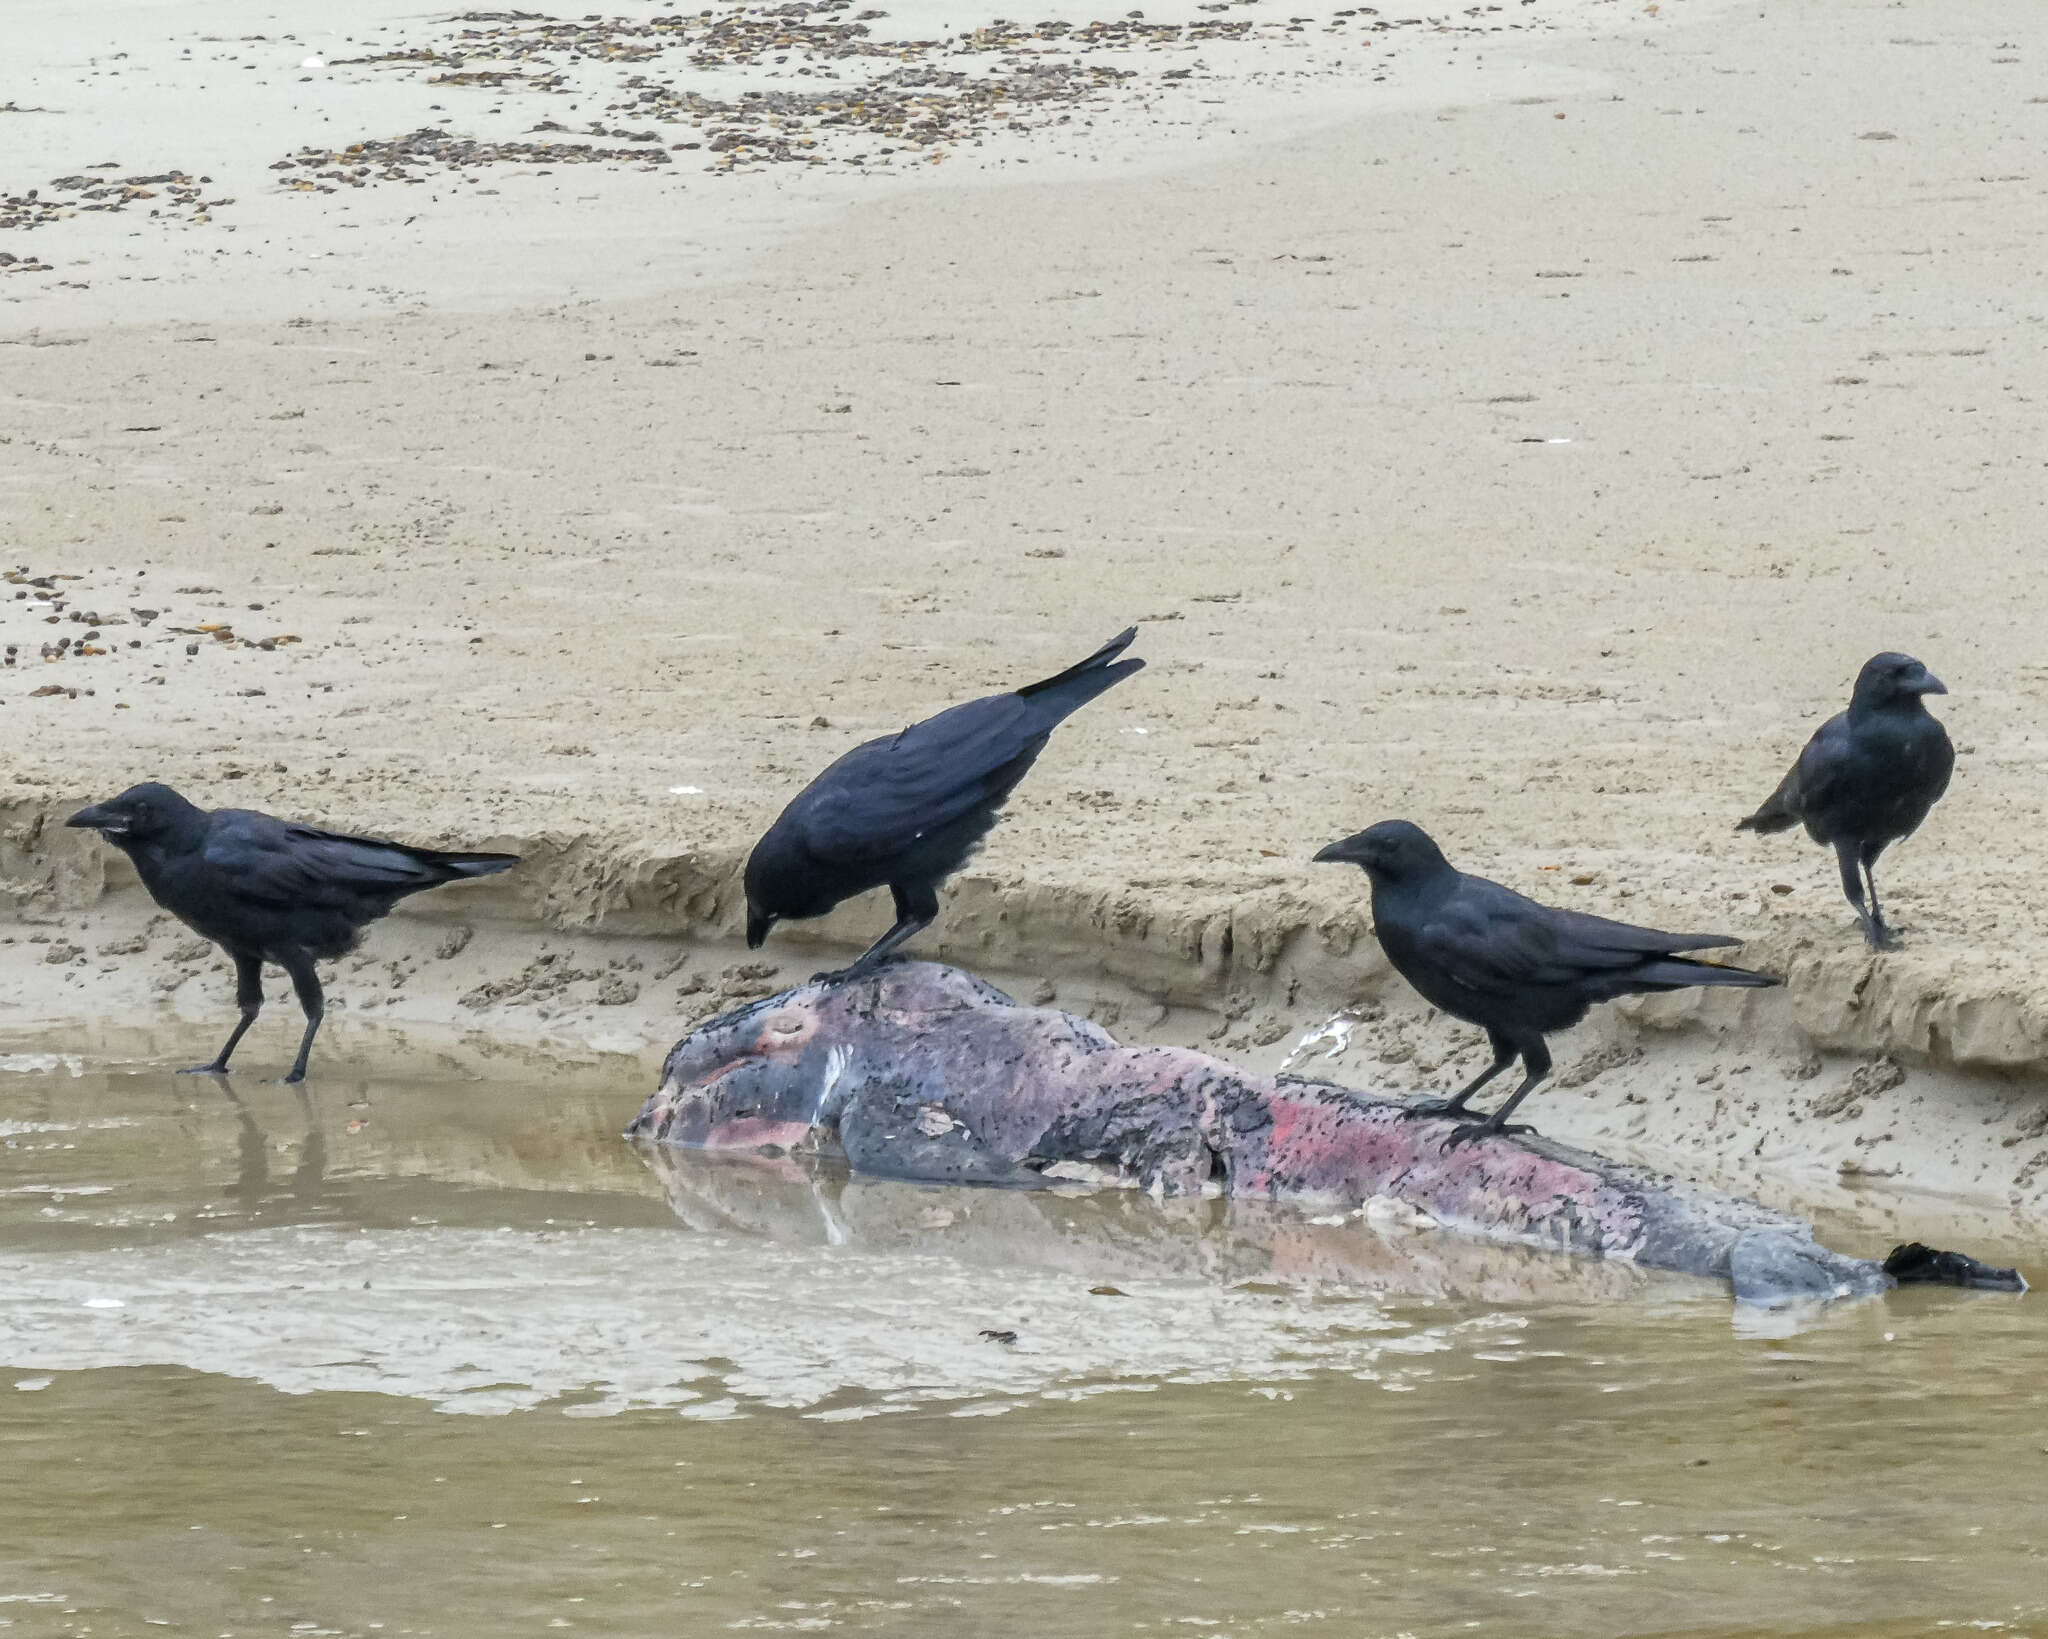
[3,168,231,276]
[2,169,230,233]
[270,128,673,190]
[276,0,1554,181]
[5,564,309,703]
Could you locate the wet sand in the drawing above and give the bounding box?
[5,0,2048,1234]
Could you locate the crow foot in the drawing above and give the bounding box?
[1400,1097,1469,1120]
[810,952,909,986]
[1442,1120,1534,1151]
[176,1063,231,1077]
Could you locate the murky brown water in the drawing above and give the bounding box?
[2,1058,2044,1637]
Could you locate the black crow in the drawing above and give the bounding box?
[745,627,1144,980]
[1314,820,1777,1144]
[67,782,517,1082]
[1737,652,1952,950]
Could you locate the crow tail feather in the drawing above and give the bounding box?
[1016,626,1142,700]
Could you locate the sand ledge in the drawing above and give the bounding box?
[6,799,2045,1243]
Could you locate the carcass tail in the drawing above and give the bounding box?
[1884,1242,2028,1293]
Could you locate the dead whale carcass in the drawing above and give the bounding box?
[625,963,2024,1308]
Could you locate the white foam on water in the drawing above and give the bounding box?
[0,1222,1485,1416]
[0,1055,86,1077]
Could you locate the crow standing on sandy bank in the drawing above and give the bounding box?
[1314,820,1778,1145]
[1737,652,1953,951]
[745,628,1145,981]
[68,782,517,1082]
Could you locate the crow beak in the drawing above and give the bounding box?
[67,802,127,836]
[1313,837,1365,867]
[745,908,775,949]
[1914,671,1948,696]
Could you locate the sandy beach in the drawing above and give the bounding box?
[6,0,2048,1232]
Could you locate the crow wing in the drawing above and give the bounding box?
[785,631,1142,868]
[795,695,1057,866]
[1740,711,1853,832]
[1414,877,1739,1005]
[202,811,509,910]
[1786,714,1863,812]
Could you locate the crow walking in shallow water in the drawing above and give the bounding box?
[1737,652,1952,950]
[745,628,1144,981]
[68,782,517,1082]
[1314,820,1777,1146]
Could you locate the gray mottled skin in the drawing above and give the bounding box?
[627,962,2024,1308]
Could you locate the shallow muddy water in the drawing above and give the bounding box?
[1,1059,2043,1637]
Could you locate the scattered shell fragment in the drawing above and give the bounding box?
[1362,1195,1436,1231]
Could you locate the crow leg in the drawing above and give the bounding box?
[1836,840,1896,950]
[276,950,326,1084]
[1444,1040,1550,1149]
[1404,1031,1515,1120]
[178,952,265,1076]
[814,882,939,984]
[1862,848,1900,948]
[1863,863,1892,945]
